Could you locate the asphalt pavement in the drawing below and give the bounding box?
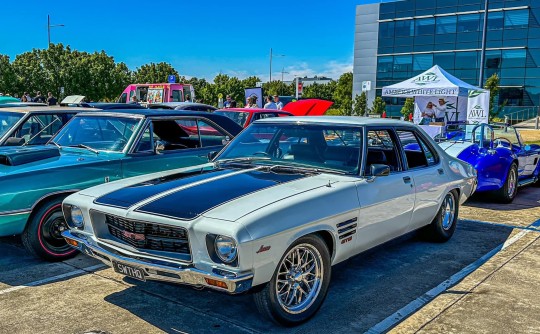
[0,186,539,334]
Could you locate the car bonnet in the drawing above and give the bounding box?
[93,167,336,222]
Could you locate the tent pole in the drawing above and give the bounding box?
[478,0,489,87]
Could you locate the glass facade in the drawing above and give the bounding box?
[375,0,540,109]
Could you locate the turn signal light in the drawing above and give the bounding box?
[204,278,228,289]
[65,238,78,247]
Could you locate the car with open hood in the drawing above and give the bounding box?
[438,123,540,203]
[62,116,476,326]
[0,109,242,260]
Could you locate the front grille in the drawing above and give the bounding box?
[105,214,190,255]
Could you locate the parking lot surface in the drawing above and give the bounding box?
[1,187,539,334]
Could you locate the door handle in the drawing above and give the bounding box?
[437,168,444,175]
[403,176,411,184]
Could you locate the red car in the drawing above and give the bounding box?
[214,99,333,128]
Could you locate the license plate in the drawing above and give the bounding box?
[112,261,146,281]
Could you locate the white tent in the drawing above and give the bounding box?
[382,65,490,125]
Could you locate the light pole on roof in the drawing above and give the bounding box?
[47,15,65,48]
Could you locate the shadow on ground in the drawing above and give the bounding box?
[103,220,513,333]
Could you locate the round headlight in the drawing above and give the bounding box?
[214,235,237,264]
[70,206,85,228]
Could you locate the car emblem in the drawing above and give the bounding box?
[123,230,145,241]
[256,245,271,254]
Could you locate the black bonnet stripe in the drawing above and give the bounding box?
[135,170,309,220]
[94,169,235,209]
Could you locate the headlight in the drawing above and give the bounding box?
[214,235,237,263]
[70,206,85,228]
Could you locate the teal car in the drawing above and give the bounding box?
[0,109,242,260]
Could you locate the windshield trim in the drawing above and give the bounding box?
[0,111,27,143]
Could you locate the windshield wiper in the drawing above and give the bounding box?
[68,144,99,154]
[48,141,62,149]
[217,156,271,164]
[268,164,349,175]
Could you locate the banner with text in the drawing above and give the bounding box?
[413,96,466,125]
[466,90,490,124]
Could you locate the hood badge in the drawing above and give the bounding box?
[256,245,271,254]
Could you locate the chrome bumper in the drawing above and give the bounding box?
[62,230,253,294]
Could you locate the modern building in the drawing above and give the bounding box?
[353,0,540,116]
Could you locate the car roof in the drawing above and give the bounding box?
[80,102,146,110]
[218,108,292,114]
[254,116,415,127]
[0,106,95,114]
[74,109,244,136]
[149,102,217,110]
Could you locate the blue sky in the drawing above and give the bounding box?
[0,0,386,81]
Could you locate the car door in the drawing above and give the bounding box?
[395,128,447,231]
[354,128,415,253]
[497,126,539,178]
[121,117,229,178]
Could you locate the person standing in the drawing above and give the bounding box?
[245,96,256,108]
[46,92,57,106]
[434,98,447,122]
[263,95,277,109]
[23,92,33,102]
[273,95,283,110]
[34,91,46,103]
[420,101,436,125]
[224,95,234,108]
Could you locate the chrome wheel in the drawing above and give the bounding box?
[441,193,455,231]
[507,167,517,197]
[275,243,323,314]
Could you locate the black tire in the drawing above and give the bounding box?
[253,234,331,326]
[21,197,78,261]
[492,163,518,203]
[421,190,459,242]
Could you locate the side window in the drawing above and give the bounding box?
[197,120,228,147]
[118,93,127,103]
[397,130,439,169]
[172,90,182,102]
[134,125,154,153]
[258,113,278,120]
[365,129,401,174]
[14,114,63,145]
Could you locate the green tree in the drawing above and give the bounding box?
[370,96,387,114]
[484,73,500,120]
[302,81,336,101]
[262,80,293,97]
[0,55,16,95]
[400,98,414,119]
[353,92,367,116]
[133,62,179,84]
[333,72,353,115]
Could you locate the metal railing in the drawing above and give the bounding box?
[502,107,540,128]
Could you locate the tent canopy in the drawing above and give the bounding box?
[382,65,486,98]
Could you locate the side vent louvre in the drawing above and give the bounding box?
[336,217,358,244]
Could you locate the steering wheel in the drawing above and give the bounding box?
[494,137,513,151]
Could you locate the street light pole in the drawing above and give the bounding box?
[281,67,289,82]
[269,48,285,82]
[47,14,65,48]
[478,0,489,87]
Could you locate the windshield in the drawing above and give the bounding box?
[53,115,141,152]
[214,111,250,127]
[216,123,363,174]
[438,124,485,144]
[0,112,24,138]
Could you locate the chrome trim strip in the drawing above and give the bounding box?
[0,209,31,217]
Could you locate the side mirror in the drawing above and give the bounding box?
[154,140,166,154]
[370,164,390,177]
[5,137,25,146]
[207,151,218,161]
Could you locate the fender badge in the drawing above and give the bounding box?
[256,245,271,254]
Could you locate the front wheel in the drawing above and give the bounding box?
[254,234,331,326]
[21,197,78,261]
[421,190,459,242]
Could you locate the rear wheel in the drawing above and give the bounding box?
[21,197,77,261]
[422,190,459,242]
[492,163,518,203]
[254,234,331,326]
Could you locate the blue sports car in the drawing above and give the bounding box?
[438,123,540,203]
